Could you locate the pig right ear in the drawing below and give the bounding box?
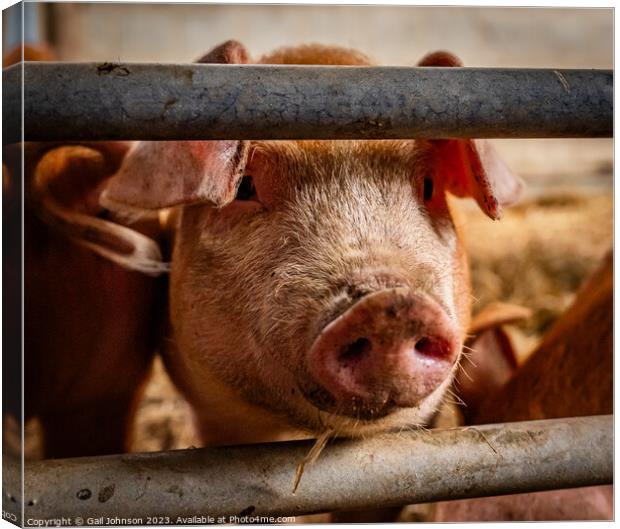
[417,51,524,220]
[101,41,251,213]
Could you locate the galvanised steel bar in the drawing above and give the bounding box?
[9,415,612,524]
[2,62,612,144]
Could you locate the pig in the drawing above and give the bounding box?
[471,250,612,423]
[435,251,613,521]
[2,44,168,458]
[5,126,166,458]
[17,141,166,458]
[101,40,523,447]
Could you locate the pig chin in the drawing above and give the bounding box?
[295,375,455,437]
[295,285,462,426]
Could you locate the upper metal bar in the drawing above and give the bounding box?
[7,415,612,524]
[2,62,613,144]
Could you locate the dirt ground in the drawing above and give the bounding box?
[129,187,613,454]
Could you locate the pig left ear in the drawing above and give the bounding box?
[417,51,524,220]
[100,40,251,214]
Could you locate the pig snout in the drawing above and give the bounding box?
[304,287,460,419]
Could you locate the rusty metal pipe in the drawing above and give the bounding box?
[3,62,612,144]
[3,415,612,524]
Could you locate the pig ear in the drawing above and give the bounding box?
[417,51,523,220]
[455,302,531,422]
[101,140,249,213]
[31,144,168,276]
[101,41,251,213]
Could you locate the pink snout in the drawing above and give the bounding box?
[306,287,460,418]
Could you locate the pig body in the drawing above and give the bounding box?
[102,41,521,446]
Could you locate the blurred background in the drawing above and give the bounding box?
[5,3,613,472]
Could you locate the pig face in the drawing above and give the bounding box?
[101,41,522,439]
[168,140,469,435]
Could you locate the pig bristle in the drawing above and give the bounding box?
[445,388,466,407]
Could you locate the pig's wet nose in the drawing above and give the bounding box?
[307,287,460,417]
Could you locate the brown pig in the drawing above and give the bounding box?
[435,251,613,521]
[3,44,167,459]
[473,250,612,423]
[5,140,166,458]
[101,40,523,448]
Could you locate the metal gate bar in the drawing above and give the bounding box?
[10,415,611,523]
[2,63,612,144]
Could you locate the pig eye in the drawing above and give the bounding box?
[235,175,257,201]
[423,177,434,201]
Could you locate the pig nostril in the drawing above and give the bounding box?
[338,337,372,366]
[415,336,451,359]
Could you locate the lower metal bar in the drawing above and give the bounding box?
[2,63,612,143]
[5,415,611,524]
